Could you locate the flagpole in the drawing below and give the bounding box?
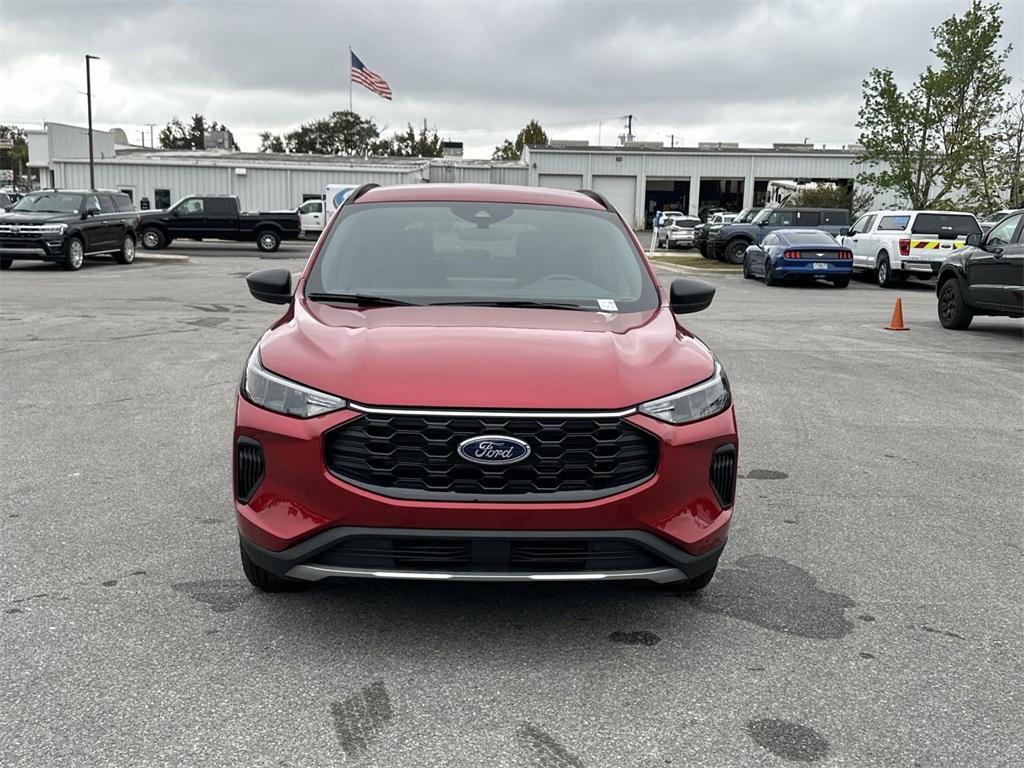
[348,47,353,112]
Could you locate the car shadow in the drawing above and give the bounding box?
[246,577,687,659]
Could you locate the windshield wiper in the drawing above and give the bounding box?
[431,299,591,311]
[306,292,419,307]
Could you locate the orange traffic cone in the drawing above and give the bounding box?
[885,298,908,331]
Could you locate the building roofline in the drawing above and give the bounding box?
[526,144,860,157]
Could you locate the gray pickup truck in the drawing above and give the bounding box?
[138,195,300,252]
[708,207,851,263]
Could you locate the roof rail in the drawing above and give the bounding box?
[346,183,380,205]
[575,189,613,211]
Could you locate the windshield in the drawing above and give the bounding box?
[307,202,659,312]
[737,208,759,223]
[751,209,773,224]
[11,192,83,214]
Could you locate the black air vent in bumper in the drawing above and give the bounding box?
[311,536,665,573]
[710,445,737,508]
[235,437,264,503]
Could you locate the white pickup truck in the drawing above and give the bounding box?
[840,210,983,287]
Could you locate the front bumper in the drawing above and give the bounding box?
[0,238,67,261]
[234,397,737,581]
[240,527,726,584]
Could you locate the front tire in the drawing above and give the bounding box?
[141,228,165,250]
[63,236,85,271]
[743,255,754,279]
[699,244,711,259]
[239,540,297,592]
[724,239,749,265]
[256,230,281,252]
[938,278,973,329]
[764,258,778,286]
[114,234,136,264]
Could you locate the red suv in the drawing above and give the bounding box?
[235,184,737,592]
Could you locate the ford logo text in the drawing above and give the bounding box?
[457,435,531,465]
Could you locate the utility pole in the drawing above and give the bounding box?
[146,122,157,149]
[625,114,634,143]
[85,54,100,190]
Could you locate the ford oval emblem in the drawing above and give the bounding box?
[457,435,531,465]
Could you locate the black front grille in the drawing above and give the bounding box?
[323,413,659,498]
[312,536,664,572]
[710,445,736,507]
[235,438,264,502]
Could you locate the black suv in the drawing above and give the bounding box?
[936,209,1023,329]
[0,190,139,271]
[707,207,851,263]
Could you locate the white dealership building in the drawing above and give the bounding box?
[32,123,883,228]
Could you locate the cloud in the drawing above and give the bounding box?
[2,0,1021,156]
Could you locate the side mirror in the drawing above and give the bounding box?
[839,227,851,237]
[82,206,100,218]
[170,208,180,218]
[246,268,292,304]
[965,232,982,248]
[669,277,715,315]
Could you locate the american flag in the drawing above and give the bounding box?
[350,51,392,101]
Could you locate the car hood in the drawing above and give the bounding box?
[258,301,715,410]
[0,211,72,224]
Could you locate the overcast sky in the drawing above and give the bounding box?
[2,0,1021,158]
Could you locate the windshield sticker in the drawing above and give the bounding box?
[597,299,618,312]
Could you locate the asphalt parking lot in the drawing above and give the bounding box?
[1,243,1022,768]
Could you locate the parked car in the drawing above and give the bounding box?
[742,229,853,287]
[936,209,1023,329]
[297,199,325,237]
[709,212,737,226]
[138,195,300,252]
[653,210,687,229]
[657,215,701,248]
[979,209,1015,233]
[0,191,15,212]
[839,210,982,287]
[696,208,760,258]
[0,189,139,271]
[708,207,850,263]
[235,183,737,593]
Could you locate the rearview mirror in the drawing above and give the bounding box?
[246,268,292,304]
[965,232,982,248]
[669,277,715,314]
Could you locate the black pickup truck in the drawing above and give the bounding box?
[0,189,140,271]
[138,195,300,252]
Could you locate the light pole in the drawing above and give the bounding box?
[85,54,100,190]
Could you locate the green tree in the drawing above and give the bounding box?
[159,114,237,150]
[0,125,29,186]
[492,119,548,160]
[257,131,286,153]
[378,119,444,157]
[855,0,1012,209]
[284,111,381,155]
[790,184,875,216]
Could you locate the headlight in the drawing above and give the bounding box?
[40,223,67,234]
[639,362,731,424]
[241,346,345,418]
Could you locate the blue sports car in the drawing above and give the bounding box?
[743,229,854,287]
